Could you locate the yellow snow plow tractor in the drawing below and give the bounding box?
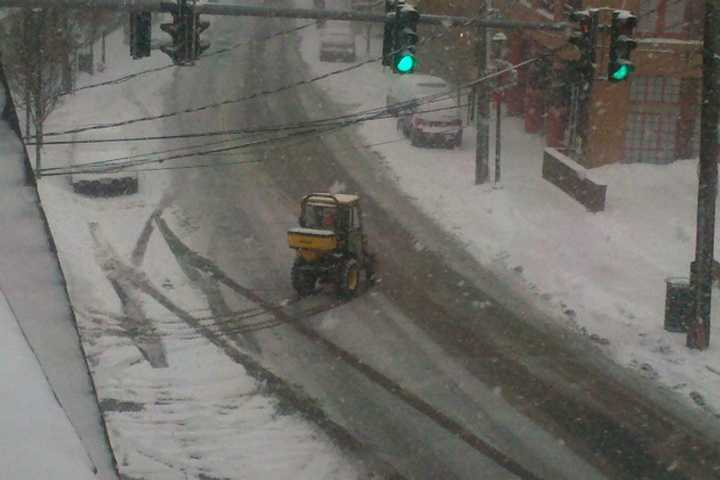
[288,193,375,298]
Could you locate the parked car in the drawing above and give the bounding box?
[70,149,139,197]
[386,74,450,117]
[319,21,356,62]
[397,96,463,148]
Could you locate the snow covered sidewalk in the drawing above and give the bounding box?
[14,22,368,480]
[0,288,98,479]
[0,81,116,477]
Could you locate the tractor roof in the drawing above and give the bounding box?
[305,193,360,206]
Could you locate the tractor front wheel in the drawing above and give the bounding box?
[338,259,360,298]
[291,258,317,297]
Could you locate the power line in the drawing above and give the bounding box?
[40,55,529,174]
[61,21,318,96]
[35,85,470,146]
[41,67,527,176]
[41,12,489,138]
[39,99,472,175]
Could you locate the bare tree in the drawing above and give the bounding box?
[1,7,77,175]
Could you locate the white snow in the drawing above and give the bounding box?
[3,4,720,477]
[7,22,363,480]
[292,7,720,417]
[0,290,97,479]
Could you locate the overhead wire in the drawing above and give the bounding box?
[39,57,527,176]
[38,99,471,176]
[59,21,318,96]
[41,11,499,138]
[37,87,474,172]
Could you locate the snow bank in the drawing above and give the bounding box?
[0,290,97,480]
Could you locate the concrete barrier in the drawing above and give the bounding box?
[542,147,607,213]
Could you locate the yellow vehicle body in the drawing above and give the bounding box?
[288,228,338,262]
[288,193,374,298]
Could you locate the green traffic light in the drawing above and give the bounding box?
[396,54,416,73]
[611,64,631,81]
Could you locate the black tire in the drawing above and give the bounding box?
[291,258,316,297]
[338,259,360,298]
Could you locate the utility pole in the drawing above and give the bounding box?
[494,92,501,183]
[475,1,489,185]
[688,0,720,350]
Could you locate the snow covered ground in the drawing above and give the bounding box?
[15,24,365,480]
[5,6,719,477]
[0,291,98,480]
[293,12,720,418]
[0,176,97,480]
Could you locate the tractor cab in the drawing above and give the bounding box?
[288,193,375,298]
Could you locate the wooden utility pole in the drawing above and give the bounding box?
[688,0,720,350]
[475,1,489,185]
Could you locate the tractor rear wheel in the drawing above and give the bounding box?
[291,258,316,297]
[338,259,360,298]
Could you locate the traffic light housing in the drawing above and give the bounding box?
[160,1,211,65]
[568,9,597,66]
[608,10,637,82]
[160,10,191,64]
[192,14,211,58]
[130,12,152,59]
[393,4,418,74]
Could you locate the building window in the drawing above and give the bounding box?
[625,111,678,164]
[637,0,689,34]
[630,77,680,103]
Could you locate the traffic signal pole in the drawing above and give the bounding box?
[0,0,569,32]
[688,0,720,350]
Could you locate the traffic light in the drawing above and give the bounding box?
[393,3,418,74]
[159,1,211,65]
[130,12,152,59]
[568,9,597,66]
[160,10,191,65]
[192,13,211,58]
[608,10,637,82]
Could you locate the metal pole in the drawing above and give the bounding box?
[366,22,372,54]
[0,0,570,31]
[33,9,43,178]
[688,0,720,350]
[475,2,489,185]
[23,9,31,137]
[495,94,501,183]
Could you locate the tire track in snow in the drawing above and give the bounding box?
[90,222,168,368]
[153,214,406,479]
[153,215,546,480]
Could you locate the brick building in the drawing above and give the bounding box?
[497,0,703,167]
